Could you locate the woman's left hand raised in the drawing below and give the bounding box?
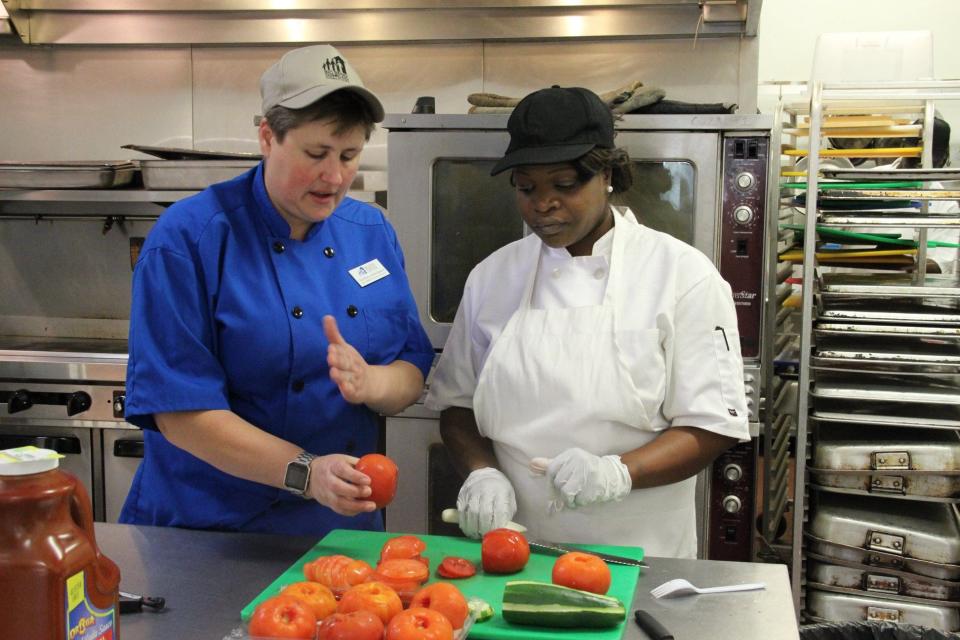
[324,315,373,404]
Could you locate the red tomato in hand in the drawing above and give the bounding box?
[385,607,454,640]
[248,595,317,639]
[355,453,399,508]
[552,551,612,594]
[481,528,530,574]
[437,556,476,579]
[316,610,384,640]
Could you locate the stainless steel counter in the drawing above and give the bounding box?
[95,522,800,639]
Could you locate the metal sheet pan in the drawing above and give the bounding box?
[812,410,960,431]
[806,588,960,630]
[807,492,960,580]
[140,160,259,190]
[819,273,960,299]
[815,323,960,338]
[812,381,960,405]
[0,161,137,189]
[820,168,960,181]
[122,144,261,161]
[808,556,960,603]
[817,300,960,327]
[811,335,960,374]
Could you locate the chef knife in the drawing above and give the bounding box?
[525,539,649,568]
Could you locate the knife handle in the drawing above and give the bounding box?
[440,508,527,533]
[634,610,673,640]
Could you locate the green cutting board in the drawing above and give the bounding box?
[240,529,644,639]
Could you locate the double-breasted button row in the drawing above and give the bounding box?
[291,305,359,319]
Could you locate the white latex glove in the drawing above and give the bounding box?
[456,467,517,539]
[545,447,633,510]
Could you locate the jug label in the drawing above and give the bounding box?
[66,570,116,640]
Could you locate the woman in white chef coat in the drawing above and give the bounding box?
[425,86,750,558]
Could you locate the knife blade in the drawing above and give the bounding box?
[527,539,648,568]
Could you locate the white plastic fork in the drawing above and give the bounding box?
[650,578,766,599]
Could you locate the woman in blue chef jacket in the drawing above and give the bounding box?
[120,44,434,536]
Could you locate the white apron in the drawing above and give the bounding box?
[473,212,697,558]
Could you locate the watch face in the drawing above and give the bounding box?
[284,462,310,492]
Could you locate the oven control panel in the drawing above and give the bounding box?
[0,382,125,422]
[707,439,757,561]
[719,135,769,361]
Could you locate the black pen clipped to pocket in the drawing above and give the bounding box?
[635,609,674,640]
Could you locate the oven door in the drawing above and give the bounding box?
[614,131,721,261]
[0,424,99,518]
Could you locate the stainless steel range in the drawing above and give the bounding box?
[0,336,140,522]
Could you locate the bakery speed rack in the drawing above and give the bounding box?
[770,80,960,630]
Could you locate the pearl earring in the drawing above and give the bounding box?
[606,185,613,194]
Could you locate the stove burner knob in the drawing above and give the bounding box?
[114,394,126,418]
[8,389,32,414]
[66,391,92,417]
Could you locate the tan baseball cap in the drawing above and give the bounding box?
[259,44,385,122]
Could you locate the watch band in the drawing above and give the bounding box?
[283,451,317,497]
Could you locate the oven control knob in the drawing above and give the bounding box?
[114,394,126,418]
[723,463,743,483]
[722,495,742,514]
[735,172,755,190]
[8,389,33,414]
[733,205,754,225]
[66,391,92,417]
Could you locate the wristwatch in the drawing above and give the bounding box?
[283,451,317,497]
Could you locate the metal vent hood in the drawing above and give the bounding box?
[1,0,760,46]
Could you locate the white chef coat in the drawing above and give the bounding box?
[426,207,749,556]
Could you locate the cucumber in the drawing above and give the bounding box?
[501,580,626,629]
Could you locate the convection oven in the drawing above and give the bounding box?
[382,113,773,559]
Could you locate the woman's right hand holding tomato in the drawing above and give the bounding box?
[306,454,376,516]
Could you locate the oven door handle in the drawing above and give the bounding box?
[113,437,144,458]
[0,434,82,455]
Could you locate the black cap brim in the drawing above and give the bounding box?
[490,142,597,176]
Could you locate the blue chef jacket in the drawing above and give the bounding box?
[120,163,434,536]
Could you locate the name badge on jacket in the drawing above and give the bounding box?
[349,259,390,287]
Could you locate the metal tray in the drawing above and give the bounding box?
[819,272,960,299]
[122,144,261,161]
[0,161,137,189]
[805,588,960,630]
[810,427,960,499]
[140,160,259,190]
[820,215,960,226]
[815,323,960,339]
[811,335,960,374]
[808,555,960,603]
[807,492,960,580]
[811,381,960,405]
[811,409,960,431]
[817,298,960,327]
[820,168,960,181]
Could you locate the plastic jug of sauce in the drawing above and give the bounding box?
[0,446,121,640]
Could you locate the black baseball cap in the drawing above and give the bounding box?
[490,86,614,176]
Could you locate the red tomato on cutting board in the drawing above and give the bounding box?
[481,528,530,574]
[248,595,317,639]
[355,453,399,508]
[552,551,612,594]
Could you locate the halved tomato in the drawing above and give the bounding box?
[380,535,426,562]
[376,558,430,584]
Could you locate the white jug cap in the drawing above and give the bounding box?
[0,446,61,476]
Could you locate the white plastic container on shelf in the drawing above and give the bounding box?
[810,31,934,86]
